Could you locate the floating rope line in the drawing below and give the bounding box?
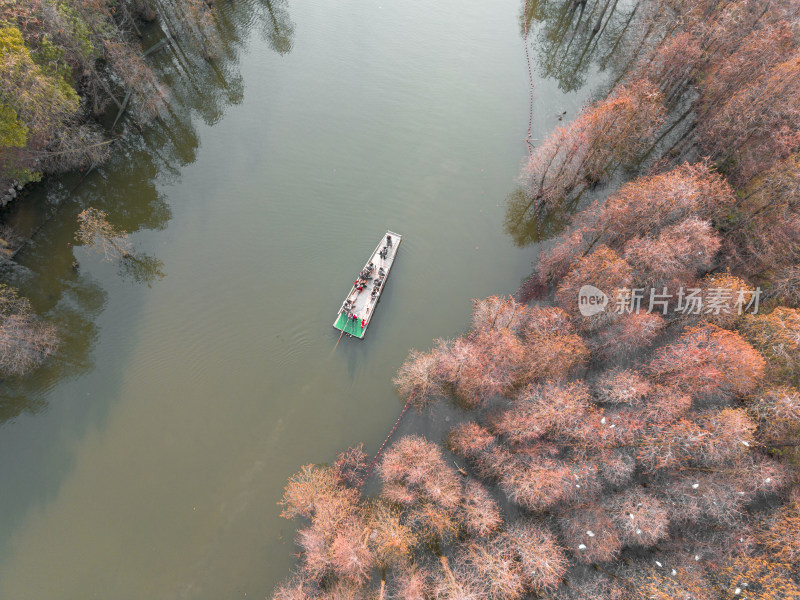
[523,0,535,158]
[359,392,416,488]
[521,0,544,241]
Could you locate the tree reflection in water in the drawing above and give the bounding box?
[506,0,651,247]
[522,0,643,93]
[504,186,574,247]
[0,0,295,421]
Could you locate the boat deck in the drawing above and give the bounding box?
[333,231,402,339]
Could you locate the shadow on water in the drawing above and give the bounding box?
[0,0,297,563]
[0,0,296,419]
[503,186,574,247]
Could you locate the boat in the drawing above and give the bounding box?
[333,231,402,339]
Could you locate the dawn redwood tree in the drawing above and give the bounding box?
[393,301,588,409]
[638,384,692,426]
[470,295,528,334]
[595,448,637,487]
[525,163,736,299]
[503,520,568,593]
[518,305,589,380]
[446,421,497,462]
[698,51,800,184]
[592,368,652,405]
[760,496,800,566]
[514,79,665,219]
[654,455,786,527]
[278,460,371,584]
[436,330,526,408]
[390,563,431,600]
[632,30,702,104]
[746,386,800,446]
[699,20,795,118]
[693,407,756,465]
[558,503,623,563]
[623,217,721,290]
[727,152,800,297]
[103,39,166,122]
[460,478,503,538]
[688,273,753,329]
[489,381,594,445]
[498,454,599,513]
[554,245,633,329]
[648,323,765,399]
[332,444,368,489]
[591,312,665,361]
[606,488,670,547]
[391,347,446,409]
[377,435,506,548]
[447,521,568,599]
[378,435,462,512]
[455,537,527,600]
[739,307,800,385]
[598,162,736,249]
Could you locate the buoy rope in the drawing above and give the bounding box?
[523,0,535,158]
[358,391,416,488]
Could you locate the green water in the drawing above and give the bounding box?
[0,0,615,597]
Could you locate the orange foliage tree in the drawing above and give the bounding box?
[648,323,765,399]
[739,307,800,385]
[512,79,665,221]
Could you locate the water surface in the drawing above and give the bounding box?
[0,1,604,597]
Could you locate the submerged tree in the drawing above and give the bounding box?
[520,162,736,299]
[510,79,665,229]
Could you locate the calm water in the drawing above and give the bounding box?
[0,0,609,597]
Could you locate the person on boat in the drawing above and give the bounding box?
[361,318,366,329]
[387,234,392,246]
[379,267,386,276]
[351,313,358,322]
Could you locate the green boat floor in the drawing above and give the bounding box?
[334,311,366,338]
